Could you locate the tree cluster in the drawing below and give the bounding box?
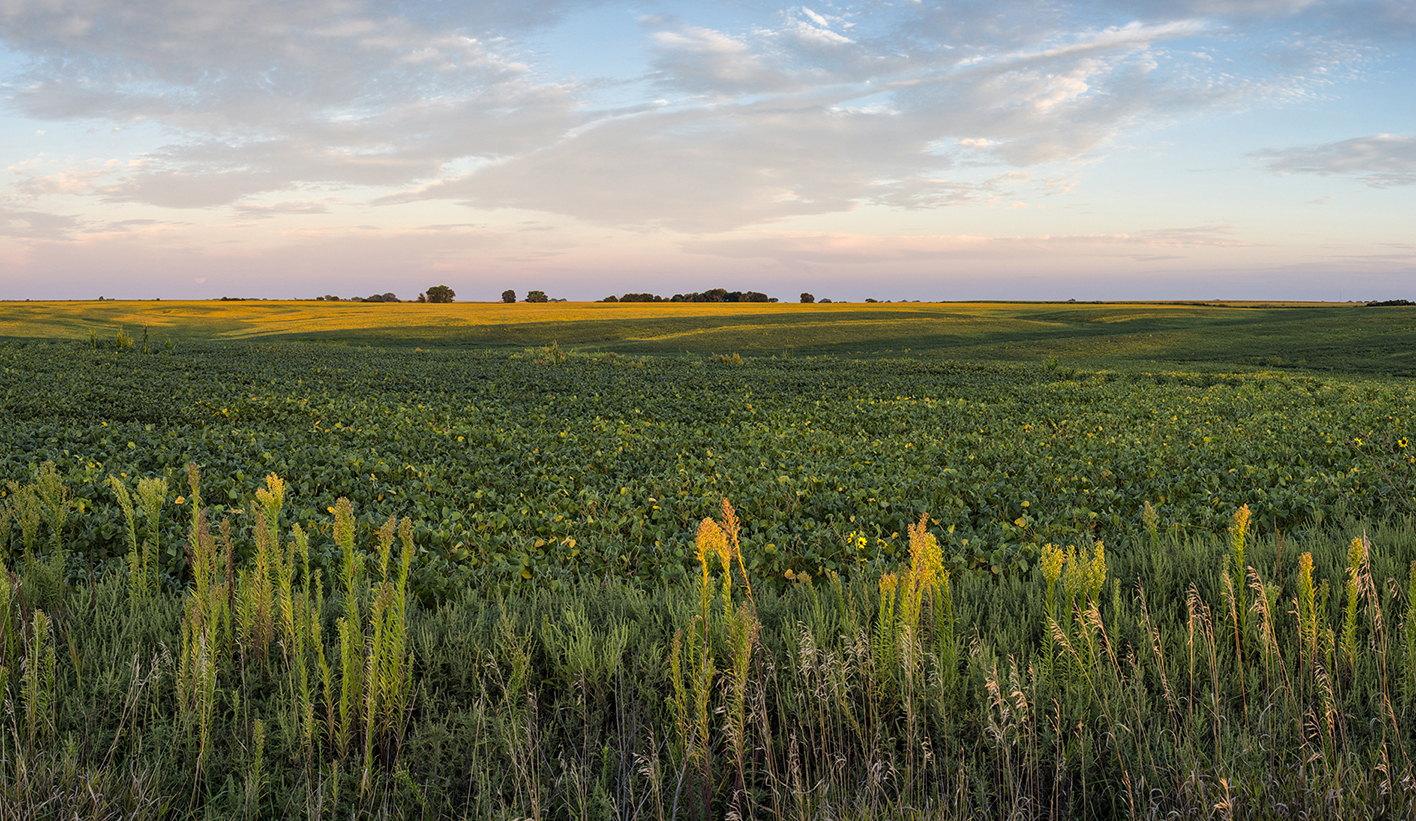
[1367,299,1414,307]
[676,288,773,303]
[600,288,775,303]
[423,285,455,303]
[501,289,561,303]
[315,291,423,302]
[318,294,401,302]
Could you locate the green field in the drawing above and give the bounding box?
[2,304,1416,818]
[5,298,1415,374]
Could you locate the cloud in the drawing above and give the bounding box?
[0,0,1398,235]
[385,99,943,230]
[648,25,800,96]
[0,0,597,76]
[1116,0,1321,19]
[0,203,82,239]
[1095,0,1415,37]
[2,0,586,208]
[19,74,582,209]
[6,4,494,119]
[232,199,336,218]
[682,226,1261,264]
[1255,134,1416,186]
[8,161,119,200]
[386,10,1317,231]
[98,169,287,208]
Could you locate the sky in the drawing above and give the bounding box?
[1,0,1413,302]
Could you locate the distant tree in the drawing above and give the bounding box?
[364,294,383,302]
[865,298,878,303]
[819,298,832,303]
[800,292,815,304]
[601,295,619,302]
[416,293,427,303]
[426,285,455,303]
[525,290,549,303]
[323,294,341,301]
[382,292,399,303]
[502,289,517,303]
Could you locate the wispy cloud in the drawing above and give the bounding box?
[1255,134,1416,187]
[379,7,1352,231]
[682,225,1262,264]
[233,199,337,218]
[0,201,81,239]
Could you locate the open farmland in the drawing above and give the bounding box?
[3,298,1416,374]
[2,304,1416,818]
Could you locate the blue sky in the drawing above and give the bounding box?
[1,0,1413,301]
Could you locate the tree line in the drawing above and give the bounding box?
[316,285,456,303]
[599,288,776,303]
[308,286,867,304]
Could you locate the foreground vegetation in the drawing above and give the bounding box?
[3,465,1416,818]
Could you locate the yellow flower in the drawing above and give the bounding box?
[1040,543,1066,586]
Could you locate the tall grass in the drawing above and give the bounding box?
[1,464,1416,817]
